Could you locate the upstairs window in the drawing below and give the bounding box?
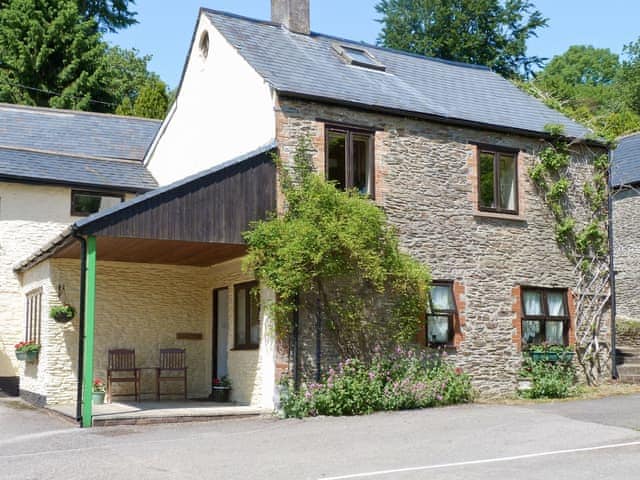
[477,146,518,214]
[326,126,374,196]
[521,287,569,345]
[234,282,260,349]
[71,190,124,217]
[427,282,456,346]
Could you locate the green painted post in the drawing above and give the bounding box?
[81,236,97,428]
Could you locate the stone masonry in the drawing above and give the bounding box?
[613,188,640,320]
[275,97,609,396]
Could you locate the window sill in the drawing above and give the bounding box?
[473,210,526,222]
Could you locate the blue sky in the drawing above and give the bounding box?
[106,1,640,89]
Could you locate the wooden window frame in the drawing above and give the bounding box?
[325,124,375,198]
[25,288,43,344]
[70,190,125,217]
[475,144,519,215]
[233,281,260,350]
[521,287,570,346]
[426,281,457,347]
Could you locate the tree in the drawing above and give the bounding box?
[115,79,169,119]
[0,0,111,111]
[618,38,640,115]
[78,0,137,32]
[244,138,431,359]
[376,0,548,78]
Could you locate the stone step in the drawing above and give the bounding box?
[618,374,640,384]
[617,364,640,376]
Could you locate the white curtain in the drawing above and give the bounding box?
[547,292,566,316]
[522,320,541,344]
[523,291,542,316]
[98,195,123,212]
[546,321,564,344]
[428,315,449,343]
[431,285,454,310]
[499,154,516,211]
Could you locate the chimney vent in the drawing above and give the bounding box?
[271,0,310,35]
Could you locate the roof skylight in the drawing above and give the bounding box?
[334,44,386,72]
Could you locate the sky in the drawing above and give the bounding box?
[105,1,640,89]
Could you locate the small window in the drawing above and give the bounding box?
[427,282,456,346]
[521,287,569,346]
[477,147,518,214]
[25,288,42,344]
[234,282,260,349]
[333,44,386,71]
[326,126,374,195]
[199,31,210,59]
[71,190,124,217]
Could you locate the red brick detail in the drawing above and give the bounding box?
[452,280,466,347]
[567,289,577,346]
[512,285,522,351]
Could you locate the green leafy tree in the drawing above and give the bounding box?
[0,0,111,110]
[376,0,548,78]
[244,138,431,359]
[618,38,640,115]
[115,78,169,119]
[78,0,137,32]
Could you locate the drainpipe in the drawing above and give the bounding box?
[607,149,618,379]
[292,294,300,391]
[73,232,86,424]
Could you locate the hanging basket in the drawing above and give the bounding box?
[50,305,75,323]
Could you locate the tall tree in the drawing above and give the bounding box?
[618,38,640,115]
[0,0,111,111]
[376,0,548,78]
[78,0,137,32]
[115,78,169,119]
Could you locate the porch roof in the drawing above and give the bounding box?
[14,143,277,272]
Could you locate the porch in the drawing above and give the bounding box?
[14,146,279,427]
[50,399,267,427]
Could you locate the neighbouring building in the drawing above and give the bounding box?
[0,104,160,399]
[5,0,611,418]
[612,133,640,320]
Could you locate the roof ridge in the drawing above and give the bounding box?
[202,7,492,72]
[0,102,163,123]
[617,131,640,141]
[0,144,144,164]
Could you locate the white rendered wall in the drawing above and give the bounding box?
[146,14,277,186]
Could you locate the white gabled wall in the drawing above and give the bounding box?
[146,13,277,186]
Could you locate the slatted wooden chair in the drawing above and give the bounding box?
[156,348,188,400]
[107,349,141,403]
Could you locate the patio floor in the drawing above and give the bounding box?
[49,400,269,427]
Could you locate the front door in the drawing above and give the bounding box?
[213,288,229,379]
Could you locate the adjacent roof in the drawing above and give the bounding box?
[612,133,640,187]
[14,143,277,272]
[0,104,160,192]
[204,9,591,140]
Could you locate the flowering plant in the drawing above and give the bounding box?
[14,340,41,353]
[213,375,232,388]
[49,304,75,322]
[93,379,106,393]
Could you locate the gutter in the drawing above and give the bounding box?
[608,149,618,379]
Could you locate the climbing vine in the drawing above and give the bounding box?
[529,124,611,385]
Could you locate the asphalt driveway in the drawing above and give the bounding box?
[1,395,639,479]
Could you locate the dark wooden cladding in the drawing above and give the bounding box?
[80,151,277,244]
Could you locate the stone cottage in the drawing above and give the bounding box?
[6,0,611,424]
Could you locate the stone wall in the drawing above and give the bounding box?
[276,97,609,396]
[613,189,640,319]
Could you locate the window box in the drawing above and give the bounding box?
[529,351,574,363]
[15,350,38,362]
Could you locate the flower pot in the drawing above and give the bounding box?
[92,391,106,405]
[15,350,38,362]
[211,387,231,402]
[53,312,73,323]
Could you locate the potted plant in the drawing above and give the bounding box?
[14,341,40,362]
[211,376,232,402]
[92,378,106,405]
[50,304,75,323]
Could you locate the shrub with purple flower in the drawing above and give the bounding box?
[279,347,473,418]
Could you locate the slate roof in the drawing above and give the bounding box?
[0,104,160,192]
[204,9,591,139]
[612,133,640,187]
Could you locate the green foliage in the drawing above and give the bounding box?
[519,354,577,399]
[619,38,640,115]
[280,348,474,418]
[375,0,548,78]
[115,78,169,119]
[0,0,164,115]
[78,0,137,32]
[49,304,75,321]
[244,138,431,358]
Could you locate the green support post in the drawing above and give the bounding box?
[81,236,97,428]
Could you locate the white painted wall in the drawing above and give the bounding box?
[146,13,277,186]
